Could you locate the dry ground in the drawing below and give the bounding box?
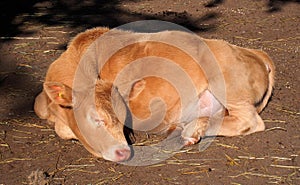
[0,0,299,184]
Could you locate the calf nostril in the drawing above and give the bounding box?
[115,148,131,161]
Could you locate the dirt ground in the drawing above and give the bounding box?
[0,0,299,184]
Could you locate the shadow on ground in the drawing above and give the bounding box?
[0,0,219,38]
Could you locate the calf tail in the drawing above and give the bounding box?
[255,50,275,113]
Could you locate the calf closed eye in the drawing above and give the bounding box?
[94,118,105,127]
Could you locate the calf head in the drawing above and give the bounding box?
[43,79,131,162]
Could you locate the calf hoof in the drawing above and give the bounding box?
[182,137,199,146]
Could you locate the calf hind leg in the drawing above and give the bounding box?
[180,104,265,145]
[208,104,265,137]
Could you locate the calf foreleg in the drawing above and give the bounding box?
[34,91,49,119]
[181,117,209,145]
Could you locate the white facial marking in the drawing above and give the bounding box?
[87,107,105,128]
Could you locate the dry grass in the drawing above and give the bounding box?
[28,170,49,185]
[0,157,33,164]
[1,110,299,184]
[229,171,298,184]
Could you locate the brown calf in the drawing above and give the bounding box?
[34,27,275,161]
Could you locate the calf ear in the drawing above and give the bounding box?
[43,82,73,107]
[129,79,146,100]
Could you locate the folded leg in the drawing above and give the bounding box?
[206,103,265,137]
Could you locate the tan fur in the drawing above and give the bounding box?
[127,38,275,139]
[45,27,110,87]
[34,27,130,159]
[94,80,126,142]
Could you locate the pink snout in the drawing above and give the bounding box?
[115,148,131,162]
